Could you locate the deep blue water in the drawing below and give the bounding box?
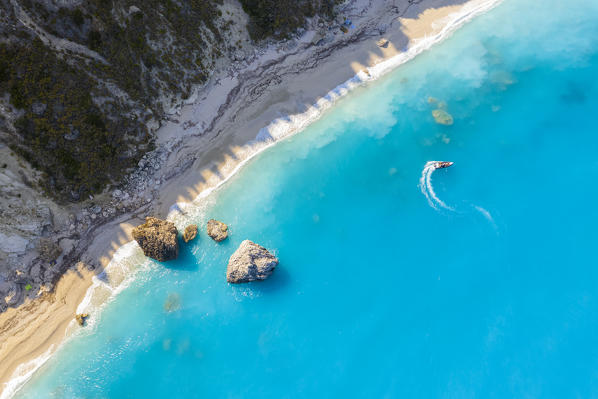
[16,0,598,397]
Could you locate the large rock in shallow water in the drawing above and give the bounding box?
[207,219,228,242]
[227,240,278,284]
[132,217,179,261]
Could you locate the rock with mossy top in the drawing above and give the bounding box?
[207,219,228,242]
[132,217,179,261]
[227,240,278,284]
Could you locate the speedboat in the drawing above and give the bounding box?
[434,161,454,169]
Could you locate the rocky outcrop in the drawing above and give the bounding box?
[0,233,29,255]
[182,225,198,243]
[227,240,278,283]
[38,238,62,262]
[207,219,228,242]
[132,217,179,262]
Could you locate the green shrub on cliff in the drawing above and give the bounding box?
[0,0,341,202]
[239,0,339,39]
[0,39,148,201]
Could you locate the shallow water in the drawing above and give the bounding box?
[16,0,598,397]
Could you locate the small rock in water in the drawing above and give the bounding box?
[207,219,228,242]
[132,217,179,261]
[182,224,198,243]
[432,109,454,125]
[75,313,89,326]
[227,240,278,284]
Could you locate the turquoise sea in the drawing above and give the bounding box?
[15,0,598,397]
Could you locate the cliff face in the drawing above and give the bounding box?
[0,0,339,201]
[0,0,229,202]
[0,0,338,311]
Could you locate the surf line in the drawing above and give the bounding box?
[419,161,455,211]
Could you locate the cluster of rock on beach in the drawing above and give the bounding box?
[131,217,278,284]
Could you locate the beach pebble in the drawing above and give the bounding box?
[75,313,89,326]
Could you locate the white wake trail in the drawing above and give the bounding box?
[419,161,454,211]
[473,205,498,231]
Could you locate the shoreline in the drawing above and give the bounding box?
[0,0,503,396]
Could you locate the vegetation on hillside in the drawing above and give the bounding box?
[0,0,339,202]
[239,0,339,39]
[0,38,150,200]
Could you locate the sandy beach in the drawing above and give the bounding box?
[0,264,93,396]
[0,0,502,395]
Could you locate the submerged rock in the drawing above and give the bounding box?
[132,217,179,261]
[227,240,278,284]
[75,313,89,326]
[207,219,228,242]
[182,224,198,243]
[432,109,454,125]
[163,293,181,312]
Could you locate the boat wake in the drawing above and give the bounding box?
[473,205,496,226]
[419,161,455,211]
[419,161,499,233]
